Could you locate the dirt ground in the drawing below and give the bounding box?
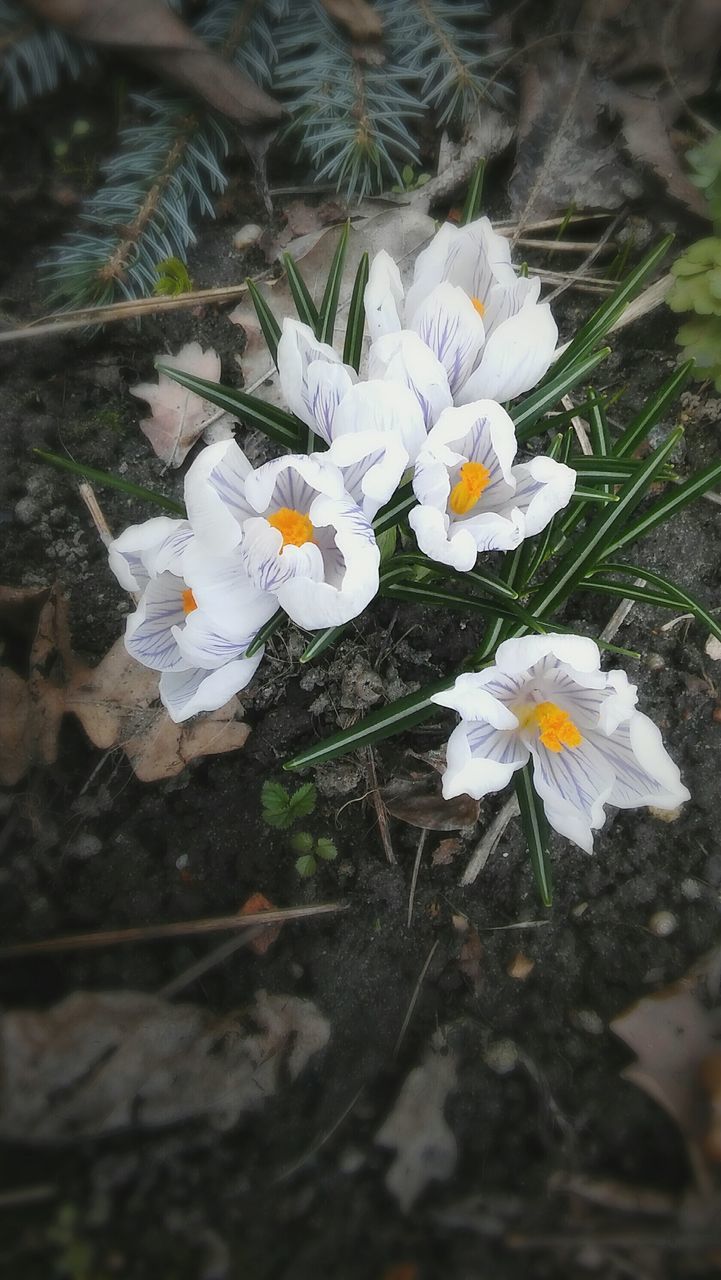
[2,82,721,1280]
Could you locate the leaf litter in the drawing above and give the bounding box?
[376,1031,458,1212]
[0,988,329,1143]
[131,341,236,467]
[0,585,252,785]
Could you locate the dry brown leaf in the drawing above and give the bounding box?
[131,342,236,467]
[611,967,721,1158]
[0,988,329,1142]
[238,892,283,956]
[607,87,708,219]
[376,1032,458,1212]
[381,775,478,831]
[0,585,252,785]
[229,208,435,398]
[432,837,461,867]
[454,916,484,996]
[24,0,283,127]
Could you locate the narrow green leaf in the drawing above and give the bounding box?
[586,388,612,474]
[318,221,349,346]
[284,677,451,771]
[514,765,553,907]
[461,158,485,225]
[527,429,683,620]
[602,456,721,555]
[155,366,303,451]
[571,457,675,483]
[300,623,348,663]
[32,449,185,515]
[551,236,673,378]
[343,251,369,372]
[282,252,319,331]
[513,348,611,443]
[381,581,518,623]
[476,544,528,662]
[612,362,693,459]
[388,551,520,602]
[571,486,619,503]
[592,562,721,643]
[372,481,415,534]
[577,578,688,610]
[246,277,281,365]
[246,608,285,658]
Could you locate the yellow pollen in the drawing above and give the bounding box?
[471,295,486,318]
[182,588,197,615]
[267,506,315,548]
[449,460,492,515]
[520,701,583,753]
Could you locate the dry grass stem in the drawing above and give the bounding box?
[366,747,397,864]
[562,394,592,455]
[393,939,439,1059]
[461,795,520,886]
[407,828,428,928]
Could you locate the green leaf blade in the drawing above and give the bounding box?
[514,765,553,907]
[155,366,303,451]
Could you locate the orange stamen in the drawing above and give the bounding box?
[182,588,197,615]
[471,296,486,318]
[267,506,315,548]
[521,701,583,753]
[449,460,491,515]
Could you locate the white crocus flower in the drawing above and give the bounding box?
[409,401,576,571]
[185,440,380,631]
[364,216,558,409]
[432,634,690,854]
[108,517,276,723]
[277,318,357,443]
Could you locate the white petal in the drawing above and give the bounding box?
[424,400,519,482]
[407,217,517,323]
[408,503,475,570]
[173,609,256,670]
[159,655,263,724]
[411,283,486,397]
[432,673,519,728]
[529,737,614,854]
[483,274,540,337]
[405,221,459,321]
[368,329,452,430]
[441,720,528,800]
[275,495,380,629]
[596,713,690,811]
[324,429,409,520]
[495,634,601,678]
[509,456,576,536]
[184,439,254,554]
[364,250,405,340]
[108,517,187,592]
[457,303,558,404]
[329,379,427,463]
[241,516,325,594]
[125,573,189,672]
[277,318,352,430]
[244,451,345,515]
[306,360,355,444]
[184,545,278,637]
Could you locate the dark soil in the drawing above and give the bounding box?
[1,78,721,1280]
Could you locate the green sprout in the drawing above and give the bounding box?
[153,256,193,297]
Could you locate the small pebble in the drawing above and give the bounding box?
[571,901,589,918]
[648,909,678,937]
[175,853,189,870]
[507,952,535,980]
[484,1038,518,1075]
[648,804,682,823]
[681,877,702,900]
[646,652,665,671]
[14,496,39,525]
[68,833,102,860]
[232,223,263,252]
[571,1008,604,1035]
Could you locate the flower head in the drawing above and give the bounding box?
[184,439,380,630]
[432,634,690,853]
[409,401,576,570]
[108,517,276,723]
[364,216,558,413]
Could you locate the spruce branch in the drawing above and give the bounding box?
[0,0,95,107]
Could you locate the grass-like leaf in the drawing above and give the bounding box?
[246,277,281,365]
[513,348,611,444]
[318,221,349,346]
[586,387,611,462]
[372,481,416,534]
[33,449,185,515]
[612,362,693,459]
[282,251,320,331]
[461,158,485,225]
[155,366,303,451]
[300,623,349,663]
[343,251,369,371]
[551,236,673,378]
[246,608,286,658]
[591,562,721,643]
[602,456,721,555]
[514,764,553,907]
[381,581,518,623]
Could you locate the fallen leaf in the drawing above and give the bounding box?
[455,917,484,996]
[239,893,283,956]
[507,952,535,981]
[0,585,253,785]
[230,208,435,398]
[381,775,478,831]
[611,964,721,1159]
[0,989,329,1142]
[131,342,236,467]
[376,1032,458,1212]
[432,837,461,867]
[607,87,708,219]
[24,0,283,127]
[706,637,721,662]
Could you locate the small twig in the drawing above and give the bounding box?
[78,482,114,547]
[273,1084,365,1184]
[544,212,624,305]
[0,1185,57,1210]
[512,237,617,254]
[0,901,348,959]
[461,795,520,886]
[600,588,643,644]
[393,939,439,1059]
[365,747,396,864]
[562,394,592,455]
[157,925,267,1000]
[407,829,428,928]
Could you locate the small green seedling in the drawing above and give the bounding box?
[261,780,316,829]
[391,164,432,194]
[291,832,338,878]
[153,256,193,297]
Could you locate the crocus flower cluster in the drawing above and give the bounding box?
[107,213,689,858]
